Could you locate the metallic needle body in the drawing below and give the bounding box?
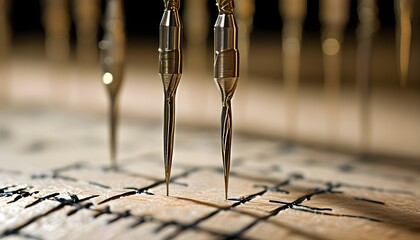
[159,0,183,196]
[99,0,125,169]
[214,0,239,200]
[320,0,349,146]
[280,0,306,140]
[395,0,413,87]
[356,0,378,155]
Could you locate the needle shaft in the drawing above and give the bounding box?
[221,98,233,200]
[214,0,239,200]
[319,0,349,145]
[159,0,182,196]
[109,96,118,169]
[395,0,413,87]
[164,94,176,196]
[100,0,125,168]
[356,0,378,154]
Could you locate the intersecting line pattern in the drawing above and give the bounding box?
[0,107,420,240]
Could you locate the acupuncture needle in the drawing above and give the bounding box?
[279,0,306,140]
[395,0,413,87]
[159,0,183,196]
[214,0,240,200]
[99,0,125,169]
[319,0,349,145]
[356,0,378,154]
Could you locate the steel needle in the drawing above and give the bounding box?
[159,0,183,196]
[214,0,239,200]
[356,0,378,155]
[99,0,125,169]
[320,0,349,146]
[395,0,413,87]
[280,0,306,140]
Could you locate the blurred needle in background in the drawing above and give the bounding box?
[320,0,349,146]
[395,0,413,87]
[356,0,379,156]
[99,0,125,169]
[279,0,306,141]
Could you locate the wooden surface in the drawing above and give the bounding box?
[0,106,419,240]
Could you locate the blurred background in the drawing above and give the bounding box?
[0,0,419,162]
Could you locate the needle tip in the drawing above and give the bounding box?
[163,96,175,197]
[221,100,232,201]
[110,155,116,169]
[110,150,118,169]
[166,180,169,196]
[224,175,229,200]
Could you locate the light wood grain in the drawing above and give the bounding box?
[0,107,419,239]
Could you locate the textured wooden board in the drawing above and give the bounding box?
[0,106,420,240]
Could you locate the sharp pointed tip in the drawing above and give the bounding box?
[220,99,232,201]
[222,160,229,200]
[224,174,229,200]
[110,163,116,170]
[166,181,169,196]
[165,171,170,196]
[110,156,117,170]
[163,96,175,197]
[108,99,119,172]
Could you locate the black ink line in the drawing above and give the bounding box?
[98,168,199,204]
[15,231,44,240]
[31,173,77,182]
[229,189,266,208]
[157,214,237,240]
[171,181,189,187]
[107,210,131,224]
[304,178,414,195]
[128,216,153,228]
[294,205,333,212]
[165,175,300,239]
[0,185,15,193]
[232,171,304,187]
[51,162,86,173]
[125,187,154,195]
[88,181,111,189]
[0,186,39,204]
[93,206,111,218]
[90,198,231,239]
[294,208,382,222]
[354,197,385,205]
[55,195,99,205]
[25,193,60,208]
[67,202,94,216]
[337,182,413,195]
[337,164,354,173]
[1,203,65,237]
[224,184,341,239]
[98,190,137,204]
[269,200,333,212]
[0,194,99,238]
[0,186,30,197]
[8,191,39,204]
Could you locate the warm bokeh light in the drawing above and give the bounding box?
[322,38,340,56]
[102,72,113,85]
